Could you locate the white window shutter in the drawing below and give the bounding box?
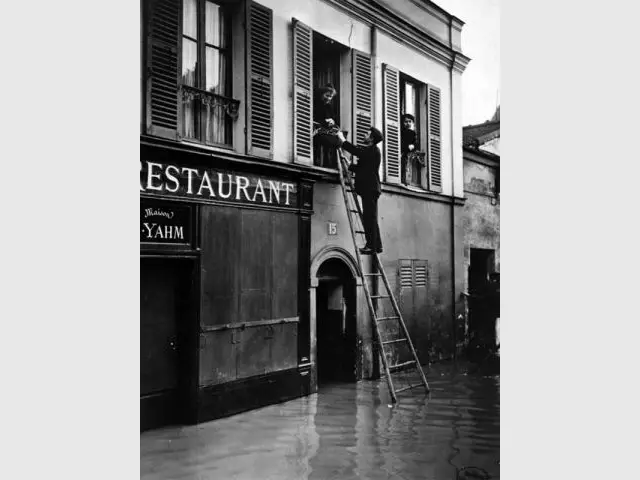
[382,64,400,184]
[427,85,442,192]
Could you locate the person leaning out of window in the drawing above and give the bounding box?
[313,83,342,168]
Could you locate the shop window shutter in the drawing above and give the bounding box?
[292,19,313,164]
[382,64,400,184]
[352,50,373,146]
[246,1,273,157]
[146,0,181,140]
[427,85,442,192]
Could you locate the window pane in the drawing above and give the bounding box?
[404,83,416,118]
[182,97,198,139]
[205,2,226,47]
[205,48,227,95]
[182,39,198,86]
[183,0,198,39]
[204,101,230,145]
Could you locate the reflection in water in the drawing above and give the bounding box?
[141,362,500,479]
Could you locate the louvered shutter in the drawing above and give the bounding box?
[412,259,428,360]
[397,259,414,338]
[413,260,427,287]
[146,0,181,140]
[292,19,313,164]
[246,2,273,157]
[398,259,413,290]
[427,85,442,192]
[352,50,373,146]
[382,64,400,184]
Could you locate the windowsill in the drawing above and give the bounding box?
[180,139,234,153]
[402,184,428,193]
[309,164,340,175]
[300,165,466,205]
[383,182,466,205]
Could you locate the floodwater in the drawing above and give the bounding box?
[141,362,500,480]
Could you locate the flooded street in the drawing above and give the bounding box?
[141,362,500,479]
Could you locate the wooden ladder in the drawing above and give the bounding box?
[336,149,430,402]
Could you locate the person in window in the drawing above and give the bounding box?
[314,83,337,130]
[313,83,341,168]
[335,127,384,255]
[401,113,418,154]
[401,114,419,184]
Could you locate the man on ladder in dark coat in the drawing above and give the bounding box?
[336,128,384,255]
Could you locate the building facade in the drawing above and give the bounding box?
[140,0,469,431]
[462,112,500,344]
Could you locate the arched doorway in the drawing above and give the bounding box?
[315,256,358,385]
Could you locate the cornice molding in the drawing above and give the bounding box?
[405,0,449,25]
[452,52,470,73]
[322,0,471,72]
[407,0,465,27]
[451,18,464,32]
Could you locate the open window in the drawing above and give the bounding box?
[292,19,372,169]
[400,74,423,187]
[383,63,442,192]
[311,32,349,169]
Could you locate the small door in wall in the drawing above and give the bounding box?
[140,258,191,431]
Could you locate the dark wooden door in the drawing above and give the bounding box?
[141,258,190,430]
[141,259,179,394]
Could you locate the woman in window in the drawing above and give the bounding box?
[401,113,424,186]
[313,83,341,168]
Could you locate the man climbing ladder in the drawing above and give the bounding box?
[324,128,429,402]
[335,129,383,255]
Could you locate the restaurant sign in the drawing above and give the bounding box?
[140,161,298,207]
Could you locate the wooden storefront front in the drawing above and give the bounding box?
[140,142,315,431]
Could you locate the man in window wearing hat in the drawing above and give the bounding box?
[336,127,384,255]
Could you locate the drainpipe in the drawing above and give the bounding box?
[370,25,378,126]
[450,51,458,361]
[369,24,381,377]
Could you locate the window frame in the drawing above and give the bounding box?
[399,72,427,189]
[310,32,353,169]
[400,75,421,144]
[180,0,233,148]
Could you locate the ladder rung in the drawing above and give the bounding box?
[355,230,366,234]
[376,316,399,321]
[348,209,359,213]
[395,384,416,394]
[371,295,390,299]
[363,273,382,276]
[382,338,408,346]
[389,360,416,372]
